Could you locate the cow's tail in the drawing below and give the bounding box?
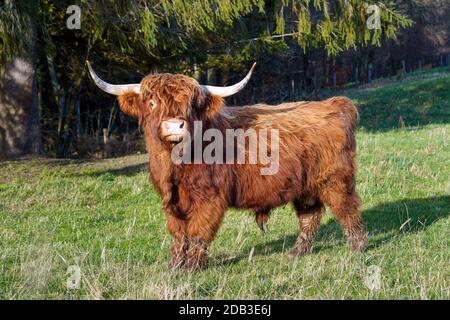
[340,96,359,129]
[327,96,359,154]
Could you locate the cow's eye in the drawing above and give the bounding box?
[150,100,157,109]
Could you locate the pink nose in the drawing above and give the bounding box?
[161,118,188,138]
[165,121,184,130]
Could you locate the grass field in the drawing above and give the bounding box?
[0,75,449,299]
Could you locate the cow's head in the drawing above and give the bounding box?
[87,61,255,144]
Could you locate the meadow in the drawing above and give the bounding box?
[0,74,449,299]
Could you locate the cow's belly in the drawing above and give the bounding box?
[231,165,304,210]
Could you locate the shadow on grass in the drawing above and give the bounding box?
[212,195,449,267]
[72,162,148,177]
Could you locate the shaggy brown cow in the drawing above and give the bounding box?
[87,62,367,270]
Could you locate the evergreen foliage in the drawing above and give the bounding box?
[0,0,413,157]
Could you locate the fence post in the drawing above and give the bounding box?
[103,128,110,158]
[418,60,422,71]
[75,99,81,139]
[262,79,266,102]
[332,58,337,89]
[440,55,444,67]
[355,66,359,86]
[193,63,201,81]
[291,75,295,98]
[368,63,373,83]
[251,87,256,104]
[333,70,337,89]
[402,60,406,75]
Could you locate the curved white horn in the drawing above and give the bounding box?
[86,61,140,95]
[201,63,256,97]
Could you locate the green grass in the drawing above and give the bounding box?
[341,66,450,90]
[351,74,450,131]
[1,76,449,300]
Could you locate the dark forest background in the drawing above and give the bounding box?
[0,0,449,159]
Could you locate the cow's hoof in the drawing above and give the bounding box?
[288,243,313,256]
[182,257,207,271]
[169,257,186,269]
[348,233,368,252]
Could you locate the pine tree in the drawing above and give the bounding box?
[0,0,412,158]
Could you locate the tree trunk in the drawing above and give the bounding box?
[0,57,41,159]
[0,15,41,160]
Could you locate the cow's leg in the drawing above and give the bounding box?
[289,199,324,256]
[165,212,188,268]
[320,176,367,252]
[255,208,271,232]
[184,198,225,270]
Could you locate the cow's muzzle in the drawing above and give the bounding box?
[160,118,188,142]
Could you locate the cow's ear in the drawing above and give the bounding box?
[204,94,225,118]
[117,92,140,119]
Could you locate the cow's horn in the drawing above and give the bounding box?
[86,61,140,95]
[201,63,256,97]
